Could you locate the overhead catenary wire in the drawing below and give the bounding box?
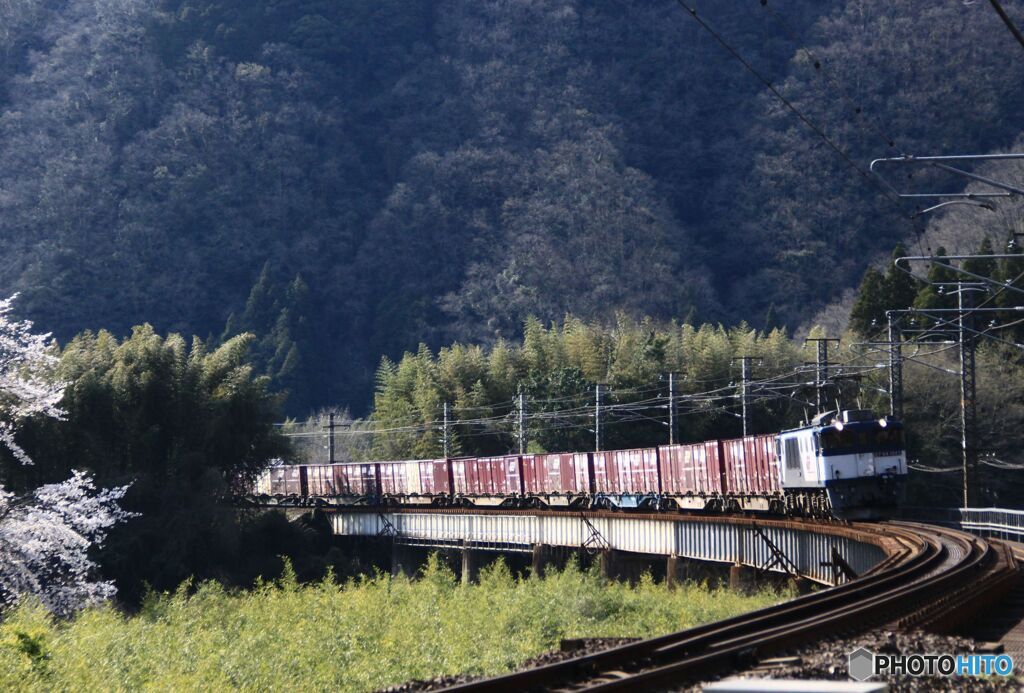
[756,0,906,157]
[671,0,920,232]
[988,0,1024,51]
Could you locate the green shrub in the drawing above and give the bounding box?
[0,557,788,692]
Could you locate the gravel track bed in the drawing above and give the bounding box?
[381,630,1023,692]
[377,638,638,692]
[678,630,1022,692]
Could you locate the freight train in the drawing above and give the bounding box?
[253,410,907,519]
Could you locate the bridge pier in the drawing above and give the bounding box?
[461,541,480,584]
[729,562,757,594]
[390,541,417,578]
[666,554,685,589]
[598,549,619,580]
[531,543,554,578]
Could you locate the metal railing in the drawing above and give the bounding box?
[901,506,1024,542]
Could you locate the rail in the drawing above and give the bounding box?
[440,521,1018,691]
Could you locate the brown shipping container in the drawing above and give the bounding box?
[657,441,724,495]
[453,455,522,496]
[271,466,302,495]
[749,434,781,493]
[522,453,591,495]
[721,438,747,495]
[421,459,452,495]
[333,463,378,496]
[377,461,407,495]
[378,459,451,496]
[722,435,781,495]
[306,464,338,496]
[592,448,660,495]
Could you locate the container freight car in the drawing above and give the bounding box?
[591,447,660,509]
[657,441,724,510]
[334,463,380,500]
[378,459,451,505]
[521,453,591,508]
[720,434,784,513]
[451,455,523,506]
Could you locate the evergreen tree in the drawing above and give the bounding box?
[883,243,920,311]
[762,303,783,335]
[222,266,321,415]
[849,268,887,336]
[993,234,1024,343]
[962,237,996,282]
[911,247,958,332]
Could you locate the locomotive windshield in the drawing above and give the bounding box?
[818,425,904,453]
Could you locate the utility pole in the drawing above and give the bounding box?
[805,337,840,413]
[732,357,760,437]
[667,373,679,445]
[594,384,606,452]
[325,411,337,464]
[958,285,978,508]
[442,402,451,459]
[887,314,903,420]
[517,390,527,454]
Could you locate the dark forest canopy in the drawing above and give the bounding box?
[1,0,1023,414]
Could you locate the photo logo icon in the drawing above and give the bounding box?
[848,647,874,681]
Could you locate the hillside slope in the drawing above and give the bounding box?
[0,0,1021,411]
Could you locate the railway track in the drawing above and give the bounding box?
[442,521,1018,692]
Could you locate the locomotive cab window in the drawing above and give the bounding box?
[783,438,800,470]
[820,427,905,452]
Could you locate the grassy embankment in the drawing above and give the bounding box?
[0,557,789,692]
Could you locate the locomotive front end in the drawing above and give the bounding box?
[778,410,908,520]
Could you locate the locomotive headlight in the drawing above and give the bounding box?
[835,421,844,432]
[878,417,888,428]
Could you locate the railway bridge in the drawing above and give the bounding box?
[325,507,889,588]
[256,503,1024,688]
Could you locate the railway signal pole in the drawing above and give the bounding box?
[517,390,528,454]
[805,337,840,413]
[594,384,606,452]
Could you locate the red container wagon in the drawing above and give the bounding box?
[720,434,783,512]
[378,459,452,504]
[331,463,380,500]
[451,455,523,506]
[521,453,592,507]
[305,464,340,496]
[592,447,660,509]
[657,441,724,510]
[267,465,303,496]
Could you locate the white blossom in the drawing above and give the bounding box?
[0,471,135,617]
[0,295,134,615]
[0,293,66,466]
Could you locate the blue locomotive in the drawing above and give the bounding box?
[778,410,907,519]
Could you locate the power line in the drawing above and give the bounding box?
[988,0,1024,51]
[757,0,905,157]
[671,0,913,224]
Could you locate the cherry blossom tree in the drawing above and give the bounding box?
[0,294,65,465]
[0,295,134,615]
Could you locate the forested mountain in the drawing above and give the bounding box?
[1,0,1022,414]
